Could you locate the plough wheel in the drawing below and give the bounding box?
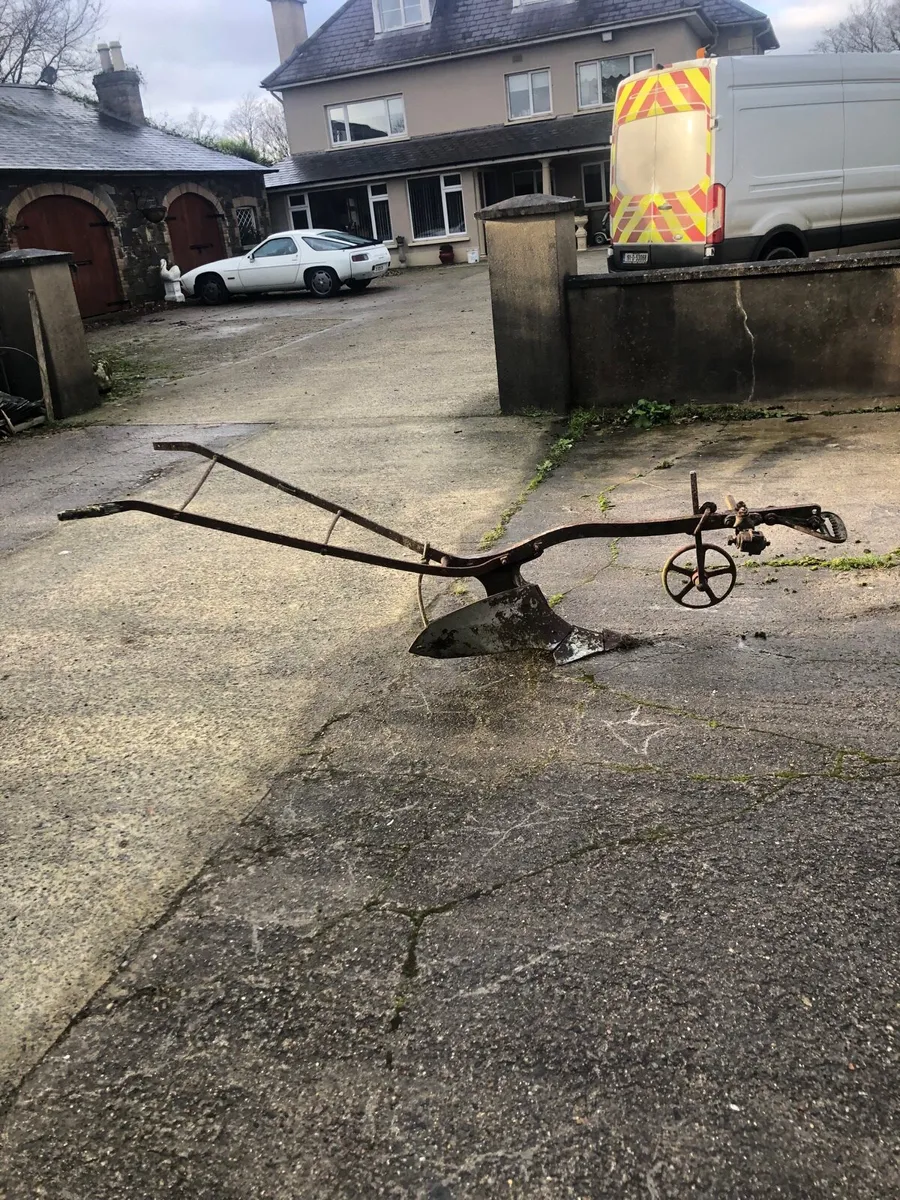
[662,543,737,609]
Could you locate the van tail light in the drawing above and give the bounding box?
[351,253,368,262]
[707,184,726,245]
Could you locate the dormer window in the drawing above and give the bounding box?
[373,0,430,33]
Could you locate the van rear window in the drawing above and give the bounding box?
[616,110,708,195]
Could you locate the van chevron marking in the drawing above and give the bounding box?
[611,64,713,247]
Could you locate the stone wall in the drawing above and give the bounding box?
[0,172,270,313]
[567,254,900,408]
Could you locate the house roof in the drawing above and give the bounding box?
[263,0,777,90]
[265,109,614,190]
[0,85,266,175]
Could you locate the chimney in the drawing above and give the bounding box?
[268,0,308,63]
[93,41,145,125]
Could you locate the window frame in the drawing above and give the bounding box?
[576,51,655,111]
[289,192,311,231]
[235,204,260,247]
[372,0,431,34]
[327,94,407,147]
[406,172,468,243]
[581,160,611,207]
[505,67,553,122]
[367,182,393,243]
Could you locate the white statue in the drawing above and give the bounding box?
[160,259,185,303]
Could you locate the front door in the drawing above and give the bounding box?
[15,194,124,318]
[166,193,227,273]
[236,235,303,290]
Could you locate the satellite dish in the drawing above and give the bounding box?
[38,64,58,86]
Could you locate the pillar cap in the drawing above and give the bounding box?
[475,193,579,221]
[0,248,74,270]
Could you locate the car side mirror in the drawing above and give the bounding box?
[247,251,255,261]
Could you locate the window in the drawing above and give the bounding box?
[506,69,551,121]
[303,236,353,251]
[511,167,555,196]
[254,237,298,258]
[368,183,392,241]
[236,206,260,246]
[577,52,654,109]
[408,173,466,241]
[328,95,406,145]
[582,161,610,206]
[374,0,428,32]
[289,193,311,230]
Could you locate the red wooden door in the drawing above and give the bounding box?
[16,195,123,319]
[166,193,227,273]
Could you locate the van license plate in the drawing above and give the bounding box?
[622,252,649,265]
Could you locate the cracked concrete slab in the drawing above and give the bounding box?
[2,285,900,1195]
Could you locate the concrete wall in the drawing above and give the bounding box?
[281,21,701,152]
[0,172,270,312]
[567,254,900,408]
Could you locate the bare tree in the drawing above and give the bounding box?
[225,93,290,162]
[178,106,219,143]
[814,0,900,51]
[256,98,290,162]
[0,0,105,84]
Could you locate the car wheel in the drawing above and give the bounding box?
[346,279,372,292]
[197,274,229,305]
[306,267,341,298]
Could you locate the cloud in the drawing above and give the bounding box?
[99,0,344,123]
[768,0,851,50]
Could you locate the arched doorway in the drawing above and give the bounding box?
[166,193,227,273]
[15,194,123,319]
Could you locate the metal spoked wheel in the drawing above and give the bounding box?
[662,543,737,608]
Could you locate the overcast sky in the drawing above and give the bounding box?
[98,0,855,127]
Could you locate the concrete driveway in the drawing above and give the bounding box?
[1,265,899,1197]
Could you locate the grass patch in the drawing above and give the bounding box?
[90,347,148,402]
[547,593,565,608]
[744,549,900,572]
[479,408,598,550]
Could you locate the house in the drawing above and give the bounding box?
[0,43,270,318]
[261,0,777,265]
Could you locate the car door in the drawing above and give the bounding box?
[237,236,302,291]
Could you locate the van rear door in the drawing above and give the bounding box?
[611,65,713,262]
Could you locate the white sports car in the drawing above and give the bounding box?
[179,229,392,304]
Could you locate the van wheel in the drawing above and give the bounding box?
[759,239,805,262]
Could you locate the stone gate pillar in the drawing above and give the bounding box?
[475,194,578,416]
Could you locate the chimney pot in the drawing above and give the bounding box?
[108,41,126,70]
[93,45,145,125]
[97,42,112,71]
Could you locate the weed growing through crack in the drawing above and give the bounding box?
[744,548,900,572]
[479,408,598,550]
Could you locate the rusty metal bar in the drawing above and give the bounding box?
[153,440,460,565]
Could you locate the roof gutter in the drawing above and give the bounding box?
[263,9,714,92]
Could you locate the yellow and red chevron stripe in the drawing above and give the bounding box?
[615,65,712,124]
[610,65,713,247]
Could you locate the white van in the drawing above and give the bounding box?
[609,53,900,271]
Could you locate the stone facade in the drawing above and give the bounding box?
[0,172,270,313]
